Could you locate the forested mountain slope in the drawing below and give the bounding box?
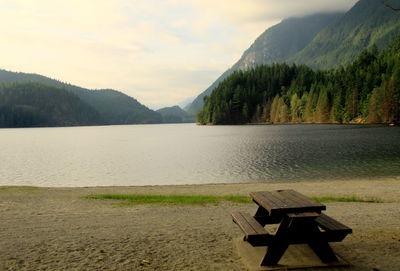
[186,13,343,115]
[197,38,400,125]
[188,0,400,116]
[289,0,400,69]
[156,106,193,123]
[0,70,162,125]
[0,82,103,127]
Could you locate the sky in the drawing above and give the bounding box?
[0,0,358,109]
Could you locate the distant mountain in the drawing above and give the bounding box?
[289,0,400,68]
[0,69,162,125]
[186,12,344,115]
[156,105,194,123]
[178,96,195,109]
[188,0,400,116]
[231,13,345,71]
[0,82,103,127]
[73,88,162,124]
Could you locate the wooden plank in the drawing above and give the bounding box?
[278,190,307,205]
[316,214,344,231]
[278,190,325,210]
[269,191,296,208]
[252,191,292,215]
[287,212,320,219]
[284,190,321,208]
[315,213,352,233]
[285,190,325,208]
[250,190,326,216]
[251,190,312,209]
[232,212,268,235]
[232,212,259,235]
[244,213,268,235]
[252,191,287,209]
[250,192,276,211]
[277,190,305,207]
[232,212,272,246]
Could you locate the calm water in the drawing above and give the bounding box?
[0,124,399,187]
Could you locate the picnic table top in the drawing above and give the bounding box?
[249,189,326,216]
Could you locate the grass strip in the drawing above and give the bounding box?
[86,194,252,206]
[311,195,383,203]
[86,194,383,206]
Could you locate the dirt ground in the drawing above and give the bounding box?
[1,178,399,271]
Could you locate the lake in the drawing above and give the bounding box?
[0,124,399,187]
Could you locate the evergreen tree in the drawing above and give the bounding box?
[197,37,400,125]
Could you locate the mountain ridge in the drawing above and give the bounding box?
[187,0,400,115]
[197,37,400,125]
[0,69,162,125]
[288,0,400,68]
[156,105,193,123]
[0,82,104,127]
[186,12,344,115]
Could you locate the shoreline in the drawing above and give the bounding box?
[1,178,400,270]
[2,175,399,188]
[2,176,399,201]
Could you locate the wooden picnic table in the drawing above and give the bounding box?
[232,189,352,266]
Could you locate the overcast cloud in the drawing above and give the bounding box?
[0,0,358,109]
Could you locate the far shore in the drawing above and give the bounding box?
[1,177,399,270]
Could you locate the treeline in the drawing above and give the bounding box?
[0,82,103,127]
[197,38,400,125]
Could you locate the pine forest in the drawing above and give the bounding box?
[197,38,400,125]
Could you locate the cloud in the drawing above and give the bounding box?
[171,0,357,33]
[0,0,358,109]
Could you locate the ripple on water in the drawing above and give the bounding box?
[0,124,399,186]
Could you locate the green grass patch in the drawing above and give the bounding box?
[85,193,383,206]
[86,194,252,206]
[311,196,383,203]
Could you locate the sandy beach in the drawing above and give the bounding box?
[1,178,400,271]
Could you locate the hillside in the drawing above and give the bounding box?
[0,82,103,128]
[0,70,162,125]
[289,0,400,68]
[188,0,400,116]
[197,38,400,125]
[156,106,194,123]
[70,88,162,124]
[186,13,344,115]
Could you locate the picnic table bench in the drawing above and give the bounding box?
[232,189,352,266]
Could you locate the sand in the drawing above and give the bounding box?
[1,178,400,271]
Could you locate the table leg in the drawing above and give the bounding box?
[260,214,338,266]
[260,216,291,266]
[307,227,338,263]
[297,218,338,263]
